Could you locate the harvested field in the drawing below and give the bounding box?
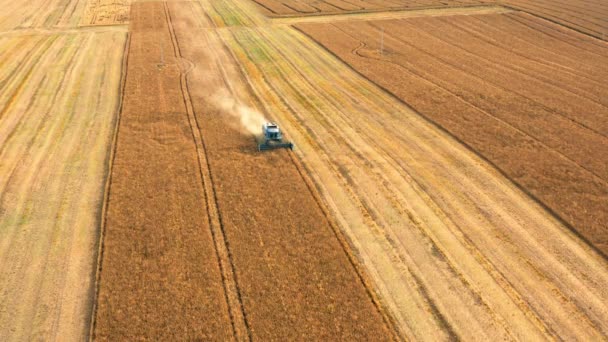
[0,0,131,31]
[0,31,126,340]
[0,0,86,30]
[93,1,394,340]
[502,0,608,39]
[80,0,130,26]
[297,12,608,255]
[250,0,491,17]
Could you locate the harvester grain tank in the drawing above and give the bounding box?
[258,122,294,151]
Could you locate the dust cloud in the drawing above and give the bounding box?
[212,90,267,135]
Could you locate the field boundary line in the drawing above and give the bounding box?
[293,25,608,263]
[0,25,128,38]
[164,3,251,341]
[87,31,130,341]
[269,4,510,22]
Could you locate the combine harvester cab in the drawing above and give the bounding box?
[258,122,294,151]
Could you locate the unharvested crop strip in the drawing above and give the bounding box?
[92,3,234,339]
[204,18,399,337]
[270,4,511,23]
[442,16,608,137]
[223,29,407,330]
[425,15,608,108]
[88,32,130,341]
[164,2,396,337]
[504,13,608,54]
[163,3,250,341]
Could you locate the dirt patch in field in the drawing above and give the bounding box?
[296,12,608,254]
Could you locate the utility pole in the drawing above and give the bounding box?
[159,33,165,66]
[380,27,384,56]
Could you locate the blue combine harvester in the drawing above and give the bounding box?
[258,122,294,151]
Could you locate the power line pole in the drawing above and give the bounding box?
[159,33,165,66]
[380,27,384,56]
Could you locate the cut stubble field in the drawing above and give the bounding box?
[0,30,126,341]
[0,0,129,31]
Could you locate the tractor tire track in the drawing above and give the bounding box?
[92,3,234,339]
[163,3,250,341]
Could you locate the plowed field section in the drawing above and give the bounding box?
[297,12,608,253]
[0,31,125,341]
[93,1,395,340]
